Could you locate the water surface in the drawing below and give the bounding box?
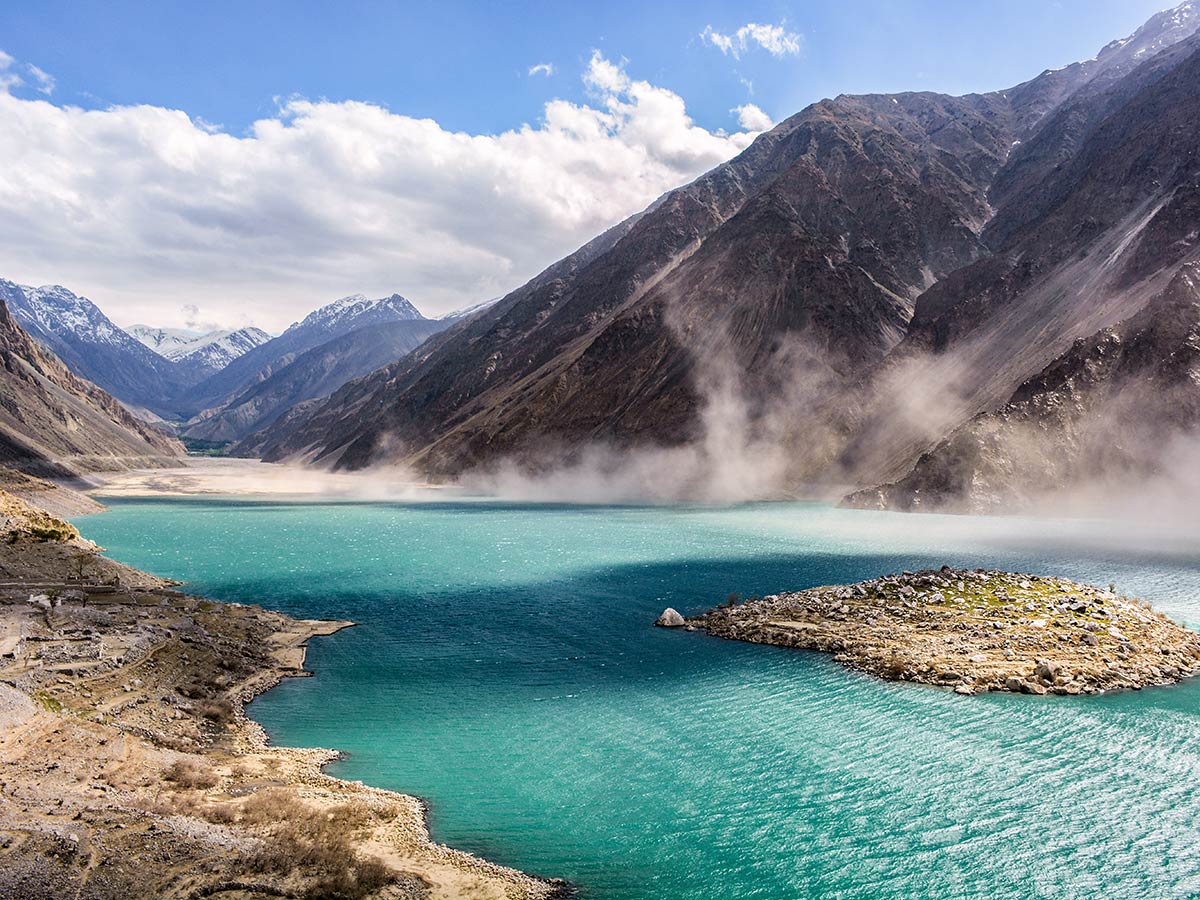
[77,499,1200,900]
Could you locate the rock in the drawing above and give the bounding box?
[1020,681,1048,695]
[654,608,685,628]
[1034,660,1062,683]
[1005,676,1024,692]
[954,684,975,695]
[1081,632,1099,647]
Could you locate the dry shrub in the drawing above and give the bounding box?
[241,790,396,899]
[163,759,219,790]
[196,699,237,726]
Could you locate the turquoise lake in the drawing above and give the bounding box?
[76,498,1200,900]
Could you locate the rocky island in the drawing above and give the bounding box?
[683,568,1200,696]
[0,489,562,900]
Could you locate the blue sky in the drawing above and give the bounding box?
[0,1,1180,330]
[0,0,1170,135]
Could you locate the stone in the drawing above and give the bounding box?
[1034,660,1062,683]
[654,608,685,628]
[1005,676,1024,692]
[1020,681,1048,695]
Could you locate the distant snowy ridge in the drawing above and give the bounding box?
[284,293,423,334]
[127,323,272,368]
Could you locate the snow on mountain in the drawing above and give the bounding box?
[176,292,429,418]
[439,298,500,321]
[127,324,205,356]
[128,323,272,368]
[171,327,272,371]
[284,293,423,335]
[4,282,129,348]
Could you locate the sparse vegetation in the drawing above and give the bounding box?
[164,759,219,790]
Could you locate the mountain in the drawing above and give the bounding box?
[175,293,425,419]
[0,295,183,478]
[0,281,192,419]
[127,324,207,356]
[128,324,271,376]
[185,317,448,443]
[845,264,1200,513]
[832,25,1200,490]
[251,3,1200,502]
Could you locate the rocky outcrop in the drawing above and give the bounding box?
[690,568,1200,695]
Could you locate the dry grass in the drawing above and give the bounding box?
[240,790,395,899]
[164,759,219,791]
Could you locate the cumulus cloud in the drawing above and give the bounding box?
[0,51,761,331]
[732,103,773,131]
[701,22,803,59]
[527,62,555,77]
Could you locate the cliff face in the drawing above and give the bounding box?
[832,30,1200,489]
[251,5,1200,510]
[0,297,183,478]
[845,265,1200,513]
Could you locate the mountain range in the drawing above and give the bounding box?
[244,2,1200,512]
[0,282,450,444]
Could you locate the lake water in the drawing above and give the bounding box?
[76,498,1200,900]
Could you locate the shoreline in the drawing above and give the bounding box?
[0,487,564,899]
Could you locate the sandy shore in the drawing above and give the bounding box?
[0,490,563,899]
[89,457,451,502]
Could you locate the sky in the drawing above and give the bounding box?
[0,0,1178,333]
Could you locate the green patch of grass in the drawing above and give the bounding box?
[34,692,63,713]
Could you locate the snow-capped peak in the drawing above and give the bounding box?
[1098,1,1200,64]
[285,292,424,334]
[3,281,127,346]
[127,323,273,371]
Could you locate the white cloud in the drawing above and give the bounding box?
[0,51,56,95]
[0,50,20,92]
[527,62,555,77]
[701,22,803,59]
[26,64,54,95]
[732,103,773,131]
[0,51,760,331]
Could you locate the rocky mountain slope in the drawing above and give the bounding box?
[185,317,447,442]
[250,3,1200,511]
[0,295,182,478]
[845,264,1200,513]
[0,281,192,419]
